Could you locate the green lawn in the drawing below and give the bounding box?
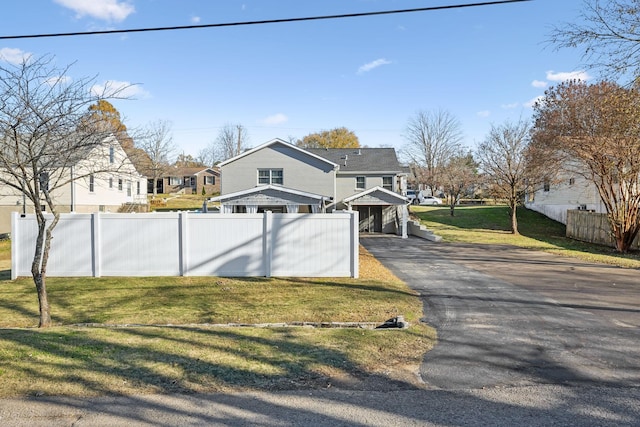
[0,244,433,397]
[412,204,640,268]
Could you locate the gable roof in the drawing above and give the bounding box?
[343,186,408,205]
[165,166,218,177]
[209,185,326,204]
[307,148,402,173]
[218,138,338,168]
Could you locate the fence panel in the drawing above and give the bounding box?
[11,211,358,279]
[566,209,640,250]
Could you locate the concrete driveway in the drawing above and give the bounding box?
[360,236,640,390]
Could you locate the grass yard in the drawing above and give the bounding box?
[412,204,640,268]
[0,242,433,397]
[149,193,214,212]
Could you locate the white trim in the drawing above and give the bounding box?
[343,186,408,204]
[218,138,339,168]
[209,185,326,202]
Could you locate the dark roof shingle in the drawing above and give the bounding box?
[307,148,401,172]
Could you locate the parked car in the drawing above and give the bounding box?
[419,196,443,205]
[406,190,418,204]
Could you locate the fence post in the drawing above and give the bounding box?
[179,212,188,276]
[351,210,359,278]
[92,213,101,277]
[263,210,272,277]
[11,212,18,280]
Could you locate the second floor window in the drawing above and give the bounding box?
[356,176,365,190]
[89,174,95,192]
[109,146,115,163]
[382,176,393,191]
[258,169,283,185]
[118,178,123,191]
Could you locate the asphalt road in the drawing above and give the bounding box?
[360,236,640,390]
[1,236,639,426]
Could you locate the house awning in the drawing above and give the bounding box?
[209,185,328,210]
[343,186,408,206]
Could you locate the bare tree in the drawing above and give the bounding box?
[402,110,463,196]
[0,55,130,327]
[442,150,479,216]
[135,119,176,196]
[549,0,640,82]
[216,123,250,161]
[476,119,531,235]
[532,79,640,252]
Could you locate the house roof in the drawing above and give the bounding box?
[166,167,218,177]
[343,186,408,205]
[218,138,338,168]
[306,148,402,173]
[209,185,326,205]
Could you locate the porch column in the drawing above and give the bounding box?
[402,204,408,239]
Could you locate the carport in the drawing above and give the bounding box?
[343,186,408,238]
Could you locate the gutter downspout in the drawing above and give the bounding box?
[70,166,75,212]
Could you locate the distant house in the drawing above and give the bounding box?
[525,166,604,224]
[0,135,148,234]
[150,167,220,196]
[210,138,409,235]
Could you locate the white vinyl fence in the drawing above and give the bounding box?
[11,211,359,279]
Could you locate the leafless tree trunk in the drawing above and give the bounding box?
[476,119,532,235]
[135,120,176,196]
[0,55,130,327]
[402,110,463,195]
[442,151,478,216]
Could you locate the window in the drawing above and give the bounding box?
[569,177,575,186]
[258,169,283,185]
[89,174,95,192]
[543,180,550,192]
[356,176,365,190]
[169,176,182,186]
[204,176,216,185]
[109,146,115,163]
[127,181,132,196]
[39,172,49,192]
[382,176,393,191]
[136,181,141,195]
[118,178,123,191]
[109,177,113,189]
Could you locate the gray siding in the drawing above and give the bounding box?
[222,143,335,197]
[336,173,398,201]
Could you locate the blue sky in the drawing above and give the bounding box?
[0,0,590,158]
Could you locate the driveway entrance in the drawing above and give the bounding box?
[360,236,640,390]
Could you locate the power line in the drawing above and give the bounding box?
[0,0,532,40]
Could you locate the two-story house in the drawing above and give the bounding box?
[210,138,408,235]
[0,135,148,234]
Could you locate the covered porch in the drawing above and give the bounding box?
[342,186,408,238]
[209,185,329,214]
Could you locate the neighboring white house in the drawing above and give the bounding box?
[0,135,147,234]
[525,165,604,224]
[210,138,409,235]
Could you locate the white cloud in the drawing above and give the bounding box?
[0,47,31,64]
[546,70,591,82]
[191,16,201,24]
[44,75,72,86]
[524,95,545,108]
[501,102,519,109]
[91,80,149,99]
[260,113,288,125]
[54,0,135,22]
[531,80,547,88]
[357,58,391,74]
[476,110,490,118]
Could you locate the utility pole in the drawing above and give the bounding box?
[236,125,242,157]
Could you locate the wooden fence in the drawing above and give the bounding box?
[11,211,359,279]
[565,209,640,250]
